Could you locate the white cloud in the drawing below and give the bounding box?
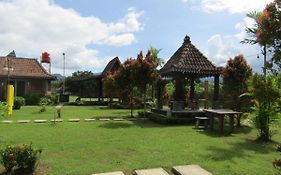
[181,0,188,3]
[0,0,144,75]
[200,0,273,14]
[205,18,263,72]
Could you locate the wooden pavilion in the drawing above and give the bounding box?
[157,35,222,110]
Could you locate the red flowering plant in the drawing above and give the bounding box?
[243,0,281,71]
[0,143,42,173]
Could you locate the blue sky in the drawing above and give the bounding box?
[0,0,273,75]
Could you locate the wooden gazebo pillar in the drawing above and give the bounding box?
[189,76,195,105]
[156,81,165,109]
[213,74,220,108]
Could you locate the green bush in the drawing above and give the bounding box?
[45,93,58,105]
[0,143,42,173]
[13,96,25,110]
[0,101,7,117]
[24,93,43,105]
[39,97,51,112]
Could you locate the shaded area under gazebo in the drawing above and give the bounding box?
[155,35,222,114]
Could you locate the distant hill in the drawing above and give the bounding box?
[52,74,65,80]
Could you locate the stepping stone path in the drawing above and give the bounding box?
[50,119,63,122]
[1,117,145,124]
[99,118,110,121]
[17,120,31,123]
[172,165,213,175]
[113,118,124,121]
[134,168,169,175]
[92,171,125,175]
[84,119,96,122]
[68,119,80,122]
[127,118,137,121]
[2,120,13,124]
[34,119,47,123]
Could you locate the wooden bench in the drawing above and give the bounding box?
[195,117,209,129]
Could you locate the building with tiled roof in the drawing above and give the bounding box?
[0,56,55,99]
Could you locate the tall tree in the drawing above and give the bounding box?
[243,0,281,74]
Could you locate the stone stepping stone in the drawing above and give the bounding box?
[99,118,110,121]
[68,119,80,122]
[33,119,47,123]
[84,118,96,122]
[17,120,31,123]
[92,171,125,175]
[172,165,212,175]
[2,120,13,124]
[134,168,169,175]
[127,118,137,121]
[50,119,63,122]
[113,118,124,121]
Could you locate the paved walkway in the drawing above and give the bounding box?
[92,165,212,175]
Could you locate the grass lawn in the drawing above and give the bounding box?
[0,106,280,175]
[3,105,138,120]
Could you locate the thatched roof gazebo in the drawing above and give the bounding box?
[158,35,222,110]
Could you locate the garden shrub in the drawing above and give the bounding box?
[0,101,7,117]
[24,93,43,105]
[44,93,58,105]
[13,96,25,110]
[39,97,51,112]
[0,143,42,173]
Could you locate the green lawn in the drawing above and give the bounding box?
[4,105,137,120]
[0,106,280,175]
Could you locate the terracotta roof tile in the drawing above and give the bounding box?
[160,35,221,76]
[0,57,55,79]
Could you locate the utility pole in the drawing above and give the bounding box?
[63,53,65,94]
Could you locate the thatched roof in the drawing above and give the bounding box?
[160,35,221,77]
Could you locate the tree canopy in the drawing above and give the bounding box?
[243,0,281,72]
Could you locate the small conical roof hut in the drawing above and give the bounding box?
[160,35,221,77]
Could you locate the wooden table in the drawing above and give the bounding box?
[203,109,242,134]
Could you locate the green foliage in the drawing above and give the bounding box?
[65,71,96,97]
[273,143,281,174]
[24,93,43,105]
[110,50,160,115]
[0,101,7,117]
[249,74,280,141]
[0,143,42,173]
[149,46,164,68]
[243,0,281,71]
[223,54,253,111]
[39,97,51,112]
[13,96,25,110]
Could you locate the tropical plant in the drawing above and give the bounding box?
[243,0,281,74]
[249,75,280,141]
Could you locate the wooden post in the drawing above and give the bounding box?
[213,75,220,108]
[190,76,195,101]
[204,80,208,109]
[156,81,163,109]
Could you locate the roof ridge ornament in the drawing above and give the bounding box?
[184,35,191,43]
